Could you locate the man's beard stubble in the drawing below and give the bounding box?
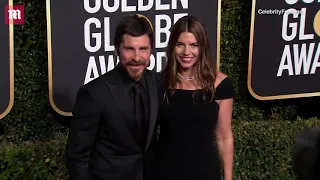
[124,59,148,81]
[125,59,146,67]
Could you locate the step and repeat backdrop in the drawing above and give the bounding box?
[0,0,14,119]
[248,0,320,100]
[46,0,221,116]
[1,0,320,118]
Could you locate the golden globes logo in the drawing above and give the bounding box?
[83,1,188,84]
[314,10,320,36]
[47,0,220,115]
[277,0,320,77]
[1,1,14,119]
[248,0,320,100]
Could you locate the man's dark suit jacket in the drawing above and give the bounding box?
[293,127,320,179]
[65,66,163,180]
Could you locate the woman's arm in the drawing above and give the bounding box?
[215,98,234,180]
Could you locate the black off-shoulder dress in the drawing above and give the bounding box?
[156,77,234,180]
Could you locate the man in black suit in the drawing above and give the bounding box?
[65,14,162,180]
[293,127,320,180]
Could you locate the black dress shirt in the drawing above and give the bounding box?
[115,65,150,150]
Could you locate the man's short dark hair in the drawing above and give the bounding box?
[114,14,154,53]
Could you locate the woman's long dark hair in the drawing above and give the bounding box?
[162,16,217,103]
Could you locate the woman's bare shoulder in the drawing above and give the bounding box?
[214,71,228,88]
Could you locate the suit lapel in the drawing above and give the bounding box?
[104,69,140,151]
[144,71,158,151]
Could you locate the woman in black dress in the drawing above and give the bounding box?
[156,16,234,180]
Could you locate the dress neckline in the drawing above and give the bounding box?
[168,77,229,92]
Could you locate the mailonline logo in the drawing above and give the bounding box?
[4,5,24,25]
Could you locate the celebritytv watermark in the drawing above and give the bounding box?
[257,8,303,15]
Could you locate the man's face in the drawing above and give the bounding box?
[118,34,151,81]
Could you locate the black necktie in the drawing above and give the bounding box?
[134,82,146,149]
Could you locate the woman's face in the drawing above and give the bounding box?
[174,32,199,70]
